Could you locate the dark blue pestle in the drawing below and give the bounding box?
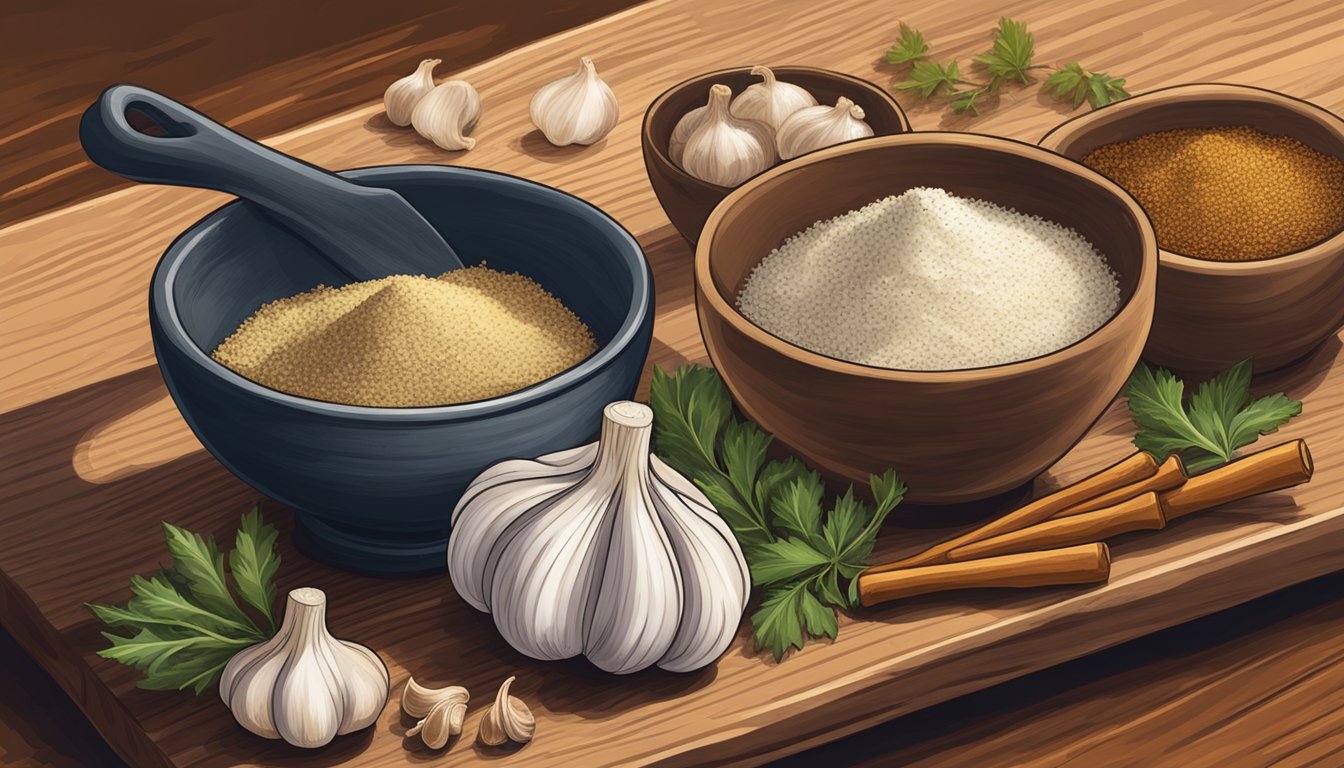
[79,84,463,279]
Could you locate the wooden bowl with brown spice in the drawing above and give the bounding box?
[1039,83,1344,376]
[642,66,910,245]
[694,132,1157,507]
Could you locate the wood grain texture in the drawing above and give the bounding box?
[3,0,1344,766]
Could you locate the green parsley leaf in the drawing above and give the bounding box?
[798,588,839,640]
[750,536,831,586]
[895,59,961,98]
[1125,360,1301,472]
[722,419,772,508]
[752,582,809,661]
[697,473,773,550]
[886,22,930,65]
[89,510,282,694]
[949,86,987,115]
[231,507,281,631]
[770,476,825,546]
[974,17,1035,83]
[1047,62,1130,109]
[649,365,731,479]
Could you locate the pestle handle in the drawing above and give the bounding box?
[79,84,462,279]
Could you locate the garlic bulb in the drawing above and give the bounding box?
[411,79,481,151]
[676,84,776,187]
[408,698,467,750]
[529,56,618,146]
[478,676,535,746]
[729,65,817,131]
[447,401,750,674]
[776,96,874,160]
[384,58,440,126]
[219,588,389,748]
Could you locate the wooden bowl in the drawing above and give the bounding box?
[695,133,1157,506]
[642,66,910,245]
[1039,83,1344,376]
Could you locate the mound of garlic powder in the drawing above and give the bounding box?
[736,187,1121,370]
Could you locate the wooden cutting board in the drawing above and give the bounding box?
[3,0,1343,766]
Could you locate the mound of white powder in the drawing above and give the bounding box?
[735,187,1121,370]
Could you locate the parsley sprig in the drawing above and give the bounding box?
[1125,360,1301,473]
[650,365,905,660]
[886,17,1129,115]
[87,507,281,693]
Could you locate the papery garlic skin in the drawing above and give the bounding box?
[411,80,482,151]
[729,65,817,131]
[529,56,618,146]
[776,96,874,160]
[384,58,440,126]
[219,588,389,748]
[447,401,750,674]
[678,84,777,188]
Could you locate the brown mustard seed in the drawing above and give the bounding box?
[1082,125,1344,261]
[211,267,596,407]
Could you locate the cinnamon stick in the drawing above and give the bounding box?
[1162,439,1312,520]
[1051,455,1187,519]
[857,543,1111,608]
[946,492,1164,561]
[865,451,1157,574]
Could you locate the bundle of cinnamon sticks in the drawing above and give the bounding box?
[857,439,1314,607]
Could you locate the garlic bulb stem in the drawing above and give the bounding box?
[775,96,874,160]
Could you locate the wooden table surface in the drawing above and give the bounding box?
[4,0,1344,766]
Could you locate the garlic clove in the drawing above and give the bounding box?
[678,84,777,187]
[411,79,482,151]
[775,96,875,161]
[667,102,708,166]
[529,56,618,146]
[729,65,818,131]
[648,455,751,673]
[384,58,440,126]
[479,676,534,746]
[219,587,390,749]
[401,677,469,718]
[409,697,467,749]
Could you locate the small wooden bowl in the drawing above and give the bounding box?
[642,66,910,245]
[695,133,1157,506]
[1039,83,1344,376]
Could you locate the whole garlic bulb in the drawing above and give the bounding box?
[775,96,874,160]
[529,56,618,146]
[729,65,817,131]
[676,84,776,187]
[219,588,389,748]
[448,401,750,674]
[384,58,440,126]
[411,80,481,151]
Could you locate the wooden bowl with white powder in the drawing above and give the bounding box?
[695,132,1157,506]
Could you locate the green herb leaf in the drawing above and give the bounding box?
[722,420,772,508]
[974,17,1035,83]
[769,476,825,545]
[754,457,811,524]
[649,365,731,480]
[1047,62,1130,109]
[89,510,282,694]
[751,581,809,661]
[696,474,773,551]
[886,22,930,65]
[1125,360,1301,472]
[231,507,281,631]
[163,522,257,632]
[749,537,831,586]
[895,59,961,98]
[1085,71,1129,107]
[949,86,986,115]
[798,588,839,640]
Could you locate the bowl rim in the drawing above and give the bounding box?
[1039,81,1344,275]
[641,65,911,193]
[151,164,653,421]
[694,131,1159,383]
